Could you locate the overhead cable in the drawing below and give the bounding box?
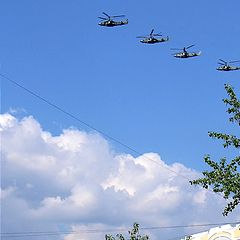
[0,72,190,181]
[1,221,239,238]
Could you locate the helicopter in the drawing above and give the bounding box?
[136,29,169,44]
[98,12,128,27]
[171,45,201,58]
[217,59,240,71]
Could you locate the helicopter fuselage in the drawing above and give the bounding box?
[174,51,201,58]
[217,65,240,71]
[140,36,169,44]
[98,19,128,27]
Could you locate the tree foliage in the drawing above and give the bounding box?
[190,84,240,216]
[105,223,149,240]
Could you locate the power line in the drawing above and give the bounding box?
[1,72,230,210]
[0,72,190,181]
[1,72,229,201]
[1,222,239,238]
[141,222,240,230]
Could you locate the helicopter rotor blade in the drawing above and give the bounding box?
[218,62,225,66]
[136,36,148,38]
[186,44,195,49]
[98,17,108,20]
[102,12,110,18]
[219,59,227,64]
[111,15,125,18]
[150,29,154,36]
[229,60,240,63]
[152,33,162,36]
[170,48,182,50]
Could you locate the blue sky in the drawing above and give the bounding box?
[1,0,240,239]
[1,0,240,169]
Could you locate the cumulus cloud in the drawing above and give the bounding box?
[1,113,239,240]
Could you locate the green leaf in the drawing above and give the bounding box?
[190,84,240,216]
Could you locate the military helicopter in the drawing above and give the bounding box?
[98,12,128,27]
[217,59,240,71]
[171,45,201,58]
[136,29,169,44]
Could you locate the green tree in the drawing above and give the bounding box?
[190,84,240,216]
[105,223,149,240]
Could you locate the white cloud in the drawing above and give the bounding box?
[0,113,17,131]
[193,189,208,205]
[1,113,239,240]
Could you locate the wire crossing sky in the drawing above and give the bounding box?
[1,73,192,182]
[0,72,232,206]
[1,222,240,238]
